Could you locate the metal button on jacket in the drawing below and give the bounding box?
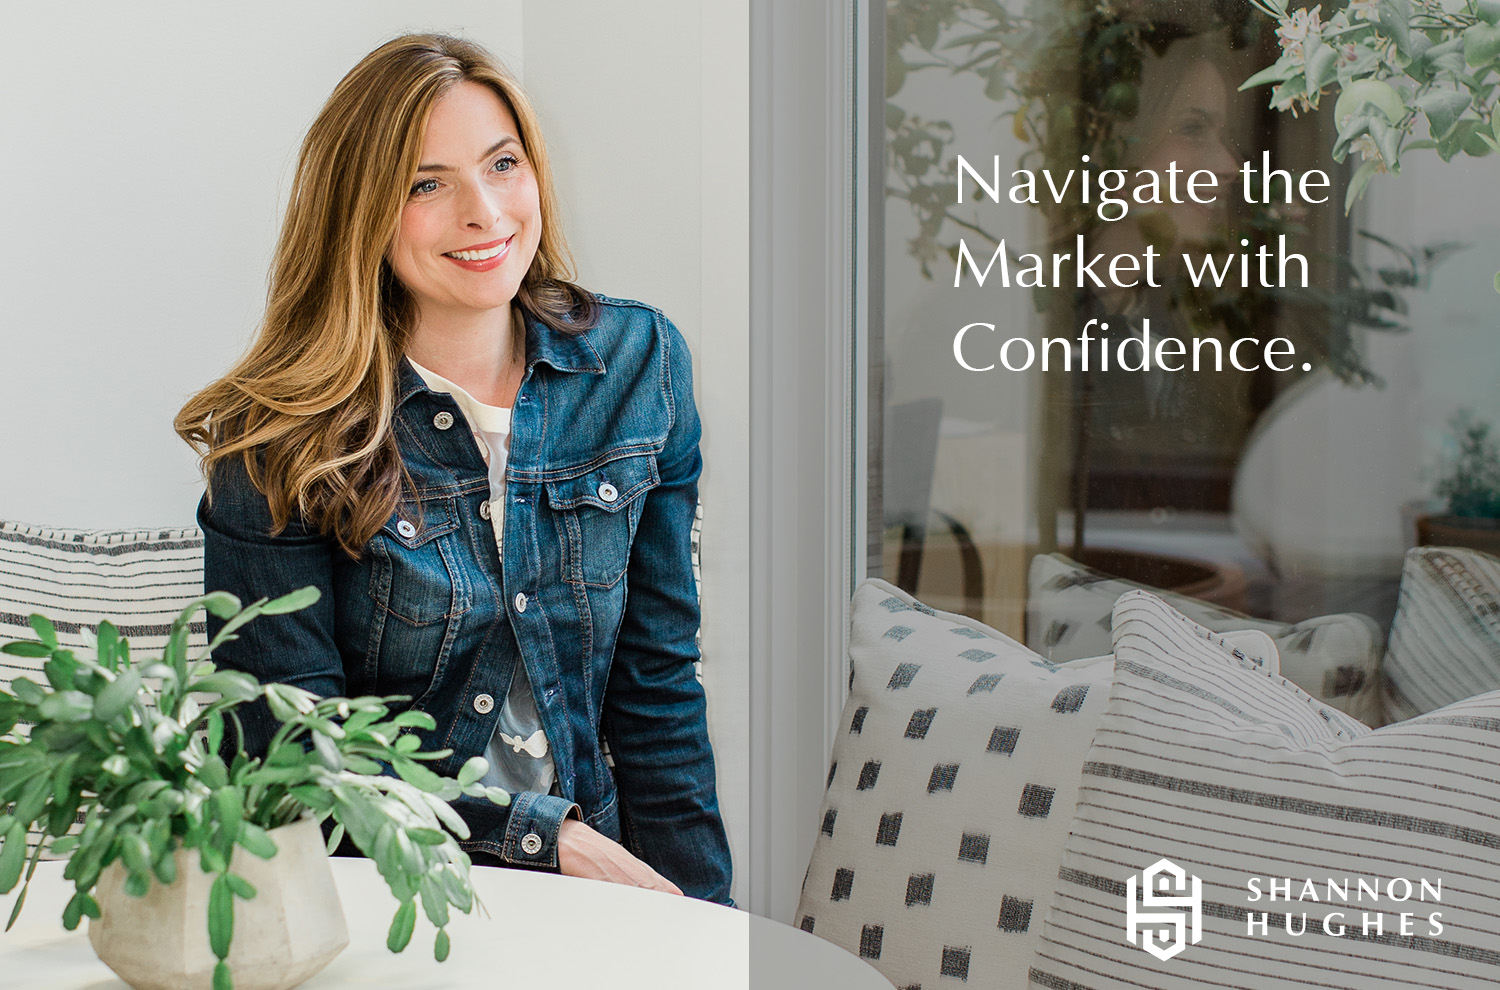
[520,832,543,856]
[473,693,494,715]
[479,500,492,520]
[433,411,455,430]
[396,519,417,539]
[598,482,619,503]
[514,592,528,613]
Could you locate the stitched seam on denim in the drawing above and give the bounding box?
[381,498,458,548]
[457,838,506,858]
[543,465,659,512]
[528,598,561,727]
[367,544,466,624]
[507,443,666,483]
[656,307,676,431]
[500,791,531,860]
[577,509,639,590]
[571,562,595,703]
[364,543,389,685]
[439,622,506,757]
[440,496,508,756]
[408,478,489,498]
[557,507,581,587]
[396,396,489,476]
[411,536,466,711]
[584,791,618,828]
[393,409,448,468]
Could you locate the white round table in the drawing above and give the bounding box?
[1,860,893,989]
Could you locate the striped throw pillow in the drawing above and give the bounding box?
[1384,545,1500,722]
[1030,590,1500,990]
[0,521,207,858]
[1027,552,1385,725]
[798,580,1280,990]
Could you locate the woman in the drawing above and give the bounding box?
[1069,30,1259,547]
[175,34,732,904]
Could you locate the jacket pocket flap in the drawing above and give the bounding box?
[381,496,459,548]
[544,456,659,512]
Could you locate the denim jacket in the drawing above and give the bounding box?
[198,295,733,904]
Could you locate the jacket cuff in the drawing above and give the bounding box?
[498,792,579,869]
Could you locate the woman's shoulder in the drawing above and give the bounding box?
[584,294,691,366]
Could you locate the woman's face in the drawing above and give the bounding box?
[387,80,542,326]
[1133,61,1240,246]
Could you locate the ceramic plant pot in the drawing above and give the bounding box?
[88,816,349,990]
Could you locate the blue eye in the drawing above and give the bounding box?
[410,177,440,196]
[493,155,519,174]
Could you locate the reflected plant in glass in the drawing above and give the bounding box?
[1436,409,1500,521]
[1245,0,1500,208]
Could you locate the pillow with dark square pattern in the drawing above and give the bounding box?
[1027,552,1384,725]
[796,578,1116,990]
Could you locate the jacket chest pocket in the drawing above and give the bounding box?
[367,496,468,625]
[545,455,658,588]
[364,496,468,705]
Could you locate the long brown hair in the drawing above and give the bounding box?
[176,34,597,556]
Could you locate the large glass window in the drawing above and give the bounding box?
[871,0,1500,724]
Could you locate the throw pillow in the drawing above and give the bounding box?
[794,580,1274,989]
[1027,551,1384,724]
[0,521,208,664]
[1384,545,1500,722]
[1029,590,1500,990]
[798,578,1110,989]
[0,521,207,858]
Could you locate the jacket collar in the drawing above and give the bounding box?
[523,306,606,375]
[396,305,605,406]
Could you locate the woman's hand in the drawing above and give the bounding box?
[557,819,684,896]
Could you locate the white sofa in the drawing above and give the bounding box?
[799,565,1500,989]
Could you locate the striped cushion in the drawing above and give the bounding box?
[1027,552,1385,725]
[1030,590,1500,989]
[1,521,207,858]
[1384,545,1500,722]
[0,521,207,663]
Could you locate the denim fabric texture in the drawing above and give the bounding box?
[198,296,733,904]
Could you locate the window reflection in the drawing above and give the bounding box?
[876,0,1500,725]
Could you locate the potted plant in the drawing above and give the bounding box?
[1417,409,1500,554]
[0,587,510,990]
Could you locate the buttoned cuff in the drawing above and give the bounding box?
[499,791,579,869]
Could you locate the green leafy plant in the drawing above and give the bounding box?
[1245,0,1500,208]
[0,588,509,990]
[1436,409,1500,518]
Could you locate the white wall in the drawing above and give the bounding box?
[0,2,524,528]
[2,1,752,907]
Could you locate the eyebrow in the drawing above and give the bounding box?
[416,137,518,173]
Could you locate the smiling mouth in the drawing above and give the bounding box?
[445,238,509,262]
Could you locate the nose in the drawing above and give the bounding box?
[457,179,503,231]
[1209,137,1239,182]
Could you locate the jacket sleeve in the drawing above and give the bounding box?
[198,455,344,758]
[603,317,734,905]
[198,456,577,869]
